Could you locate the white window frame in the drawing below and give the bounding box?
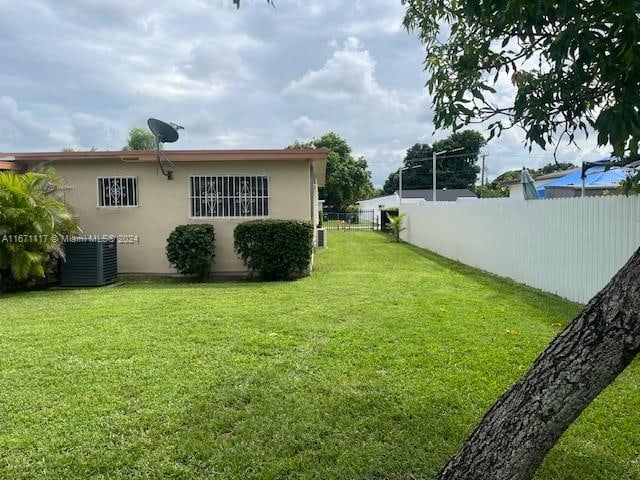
[188,175,270,219]
[96,176,139,208]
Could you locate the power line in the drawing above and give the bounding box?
[364,150,601,176]
[404,152,481,163]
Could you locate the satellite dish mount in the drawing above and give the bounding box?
[147,118,182,180]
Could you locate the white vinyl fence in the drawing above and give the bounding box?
[401,196,640,303]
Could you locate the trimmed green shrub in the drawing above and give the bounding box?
[166,224,215,278]
[234,220,313,280]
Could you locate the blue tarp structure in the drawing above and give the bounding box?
[538,158,636,198]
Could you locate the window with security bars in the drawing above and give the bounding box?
[97,177,138,207]
[190,176,269,218]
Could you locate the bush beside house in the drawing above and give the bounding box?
[0,170,78,292]
[234,220,313,280]
[166,224,216,278]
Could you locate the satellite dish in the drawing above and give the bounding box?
[147,118,182,180]
[148,118,179,143]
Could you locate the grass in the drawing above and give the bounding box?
[0,232,638,480]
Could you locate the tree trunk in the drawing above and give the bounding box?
[436,247,640,480]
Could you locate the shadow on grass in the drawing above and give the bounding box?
[117,274,310,288]
[165,365,470,479]
[3,232,582,327]
[398,240,582,322]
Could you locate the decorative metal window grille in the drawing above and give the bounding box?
[97,177,138,207]
[190,176,269,218]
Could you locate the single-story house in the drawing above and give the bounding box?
[504,158,639,199]
[541,165,636,198]
[357,188,477,224]
[6,149,328,276]
[0,156,16,170]
[503,168,577,199]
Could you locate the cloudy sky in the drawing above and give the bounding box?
[0,0,611,185]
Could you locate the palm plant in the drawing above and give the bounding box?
[0,169,78,291]
[622,171,640,196]
[388,213,406,242]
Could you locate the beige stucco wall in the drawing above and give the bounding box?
[48,159,314,274]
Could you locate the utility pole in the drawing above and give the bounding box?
[399,162,423,205]
[433,147,464,203]
[432,149,437,203]
[481,154,487,187]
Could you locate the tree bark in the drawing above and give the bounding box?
[436,247,640,480]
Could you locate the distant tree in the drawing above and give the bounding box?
[61,147,99,153]
[288,133,373,211]
[123,127,156,151]
[475,184,508,198]
[620,154,640,195]
[383,130,485,194]
[492,169,521,187]
[369,188,385,199]
[622,172,640,196]
[382,173,399,195]
[538,162,576,175]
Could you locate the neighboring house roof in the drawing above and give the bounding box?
[357,194,397,203]
[535,164,636,198]
[502,168,578,186]
[542,166,635,189]
[535,168,580,182]
[0,161,16,170]
[357,189,476,205]
[0,154,17,170]
[398,188,477,201]
[8,149,329,186]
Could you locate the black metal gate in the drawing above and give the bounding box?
[321,210,378,230]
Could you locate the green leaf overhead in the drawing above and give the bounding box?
[402,0,640,157]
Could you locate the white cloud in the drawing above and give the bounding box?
[131,72,229,100]
[343,18,403,36]
[285,37,383,100]
[290,116,321,139]
[47,0,152,31]
[70,113,120,150]
[179,35,265,86]
[0,96,58,150]
[283,37,411,116]
[213,131,255,148]
[355,147,407,186]
[0,0,612,185]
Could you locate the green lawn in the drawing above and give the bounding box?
[1,232,638,480]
